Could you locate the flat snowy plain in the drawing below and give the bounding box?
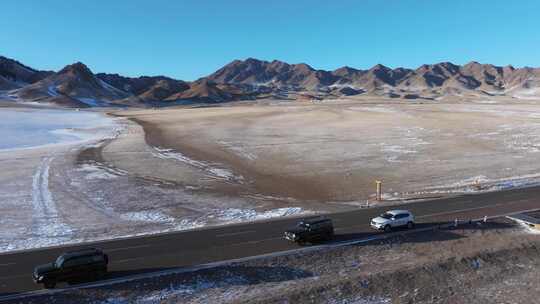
[0,107,308,253]
[0,108,114,150]
[0,108,123,252]
[118,101,540,204]
[3,99,540,253]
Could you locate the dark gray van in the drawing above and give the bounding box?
[33,248,109,288]
[284,217,334,244]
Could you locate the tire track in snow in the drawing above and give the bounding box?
[151,146,245,184]
[31,157,74,240]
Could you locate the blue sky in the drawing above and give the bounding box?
[2,0,539,80]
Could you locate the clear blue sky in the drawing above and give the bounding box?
[2,0,539,80]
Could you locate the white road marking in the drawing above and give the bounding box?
[112,257,145,264]
[1,209,538,302]
[335,201,521,231]
[503,192,525,199]
[215,230,256,238]
[1,273,29,279]
[0,262,16,267]
[334,227,359,232]
[107,244,152,252]
[233,239,266,245]
[415,201,513,219]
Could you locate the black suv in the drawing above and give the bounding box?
[33,248,109,288]
[284,217,334,244]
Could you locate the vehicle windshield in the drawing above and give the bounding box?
[380,213,393,219]
[54,256,64,268]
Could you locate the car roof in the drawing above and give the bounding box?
[386,210,411,215]
[300,217,332,225]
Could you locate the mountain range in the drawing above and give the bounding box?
[1,55,539,107]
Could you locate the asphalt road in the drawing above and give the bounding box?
[1,186,539,297]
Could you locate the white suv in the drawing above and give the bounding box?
[370,210,415,232]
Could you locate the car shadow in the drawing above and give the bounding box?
[325,220,516,246]
[0,291,17,299]
[105,267,179,279]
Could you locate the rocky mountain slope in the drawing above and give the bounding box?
[0,56,52,90]
[95,73,190,104]
[1,55,540,107]
[207,58,338,90]
[206,58,540,100]
[13,62,129,107]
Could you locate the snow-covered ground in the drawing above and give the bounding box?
[115,207,307,233]
[119,102,540,205]
[0,108,125,252]
[151,146,245,183]
[419,173,540,194]
[0,108,118,151]
[0,111,312,253]
[29,156,74,245]
[5,102,540,253]
[47,85,59,97]
[96,277,391,304]
[217,140,257,160]
[511,217,540,235]
[76,162,128,180]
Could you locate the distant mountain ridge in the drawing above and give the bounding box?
[1,55,540,107]
[14,62,129,107]
[206,58,540,100]
[0,56,53,90]
[95,73,191,105]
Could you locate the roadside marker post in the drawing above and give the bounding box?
[375,180,382,201]
[473,179,481,190]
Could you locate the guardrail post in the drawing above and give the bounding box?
[454,218,458,228]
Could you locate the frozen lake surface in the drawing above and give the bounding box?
[0,108,116,150]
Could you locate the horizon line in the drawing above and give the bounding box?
[3,54,539,82]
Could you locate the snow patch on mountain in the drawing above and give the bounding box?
[47,85,59,97]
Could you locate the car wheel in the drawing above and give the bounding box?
[43,280,56,289]
[327,231,334,240]
[384,225,392,232]
[322,233,330,241]
[407,221,415,229]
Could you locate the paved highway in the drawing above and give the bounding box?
[1,186,539,296]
